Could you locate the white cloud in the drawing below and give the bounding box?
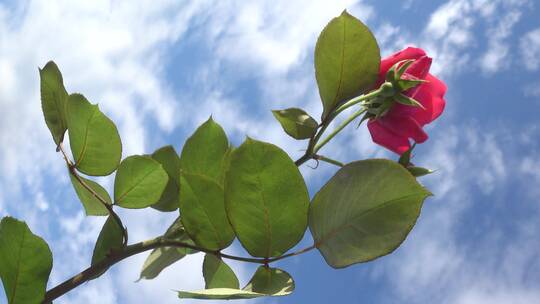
[369,123,540,304]
[520,27,540,71]
[198,0,371,76]
[375,0,530,78]
[480,9,523,74]
[2,0,540,303]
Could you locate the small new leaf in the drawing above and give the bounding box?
[272,108,318,139]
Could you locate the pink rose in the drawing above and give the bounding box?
[367,47,447,154]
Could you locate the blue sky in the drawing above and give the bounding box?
[1,0,540,303]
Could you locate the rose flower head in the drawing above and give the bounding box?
[366,47,446,155]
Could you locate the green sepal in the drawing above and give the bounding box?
[394,93,425,109]
[395,59,415,79]
[396,79,427,92]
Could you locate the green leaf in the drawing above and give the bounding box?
[91,216,123,267]
[272,108,318,139]
[315,11,381,119]
[203,254,240,289]
[69,171,111,216]
[180,117,229,182]
[179,173,235,250]
[217,146,234,185]
[0,217,53,304]
[225,138,310,258]
[114,155,169,209]
[40,61,69,145]
[67,93,122,176]
[179,266,294,300]
[139,217,196,280]
[150,145,181,212]
[309,159,431,268]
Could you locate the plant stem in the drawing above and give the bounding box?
[313,155,344,167]
[42,237,315,303]
[313,108,367,154]
[58,143,128,246]
[333,87,381,115]
[294,89,378,166]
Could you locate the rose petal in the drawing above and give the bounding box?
[367,120,411,154]
[379,47,427,80]
[377,114,428,143]
[410,74,447,125]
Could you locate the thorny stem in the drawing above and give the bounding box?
[43,236,315,303]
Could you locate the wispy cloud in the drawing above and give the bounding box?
[2,0,540,303]
[520,27,540,71]
[370,123,540,304]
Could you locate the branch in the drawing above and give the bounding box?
[42,237,315,303]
